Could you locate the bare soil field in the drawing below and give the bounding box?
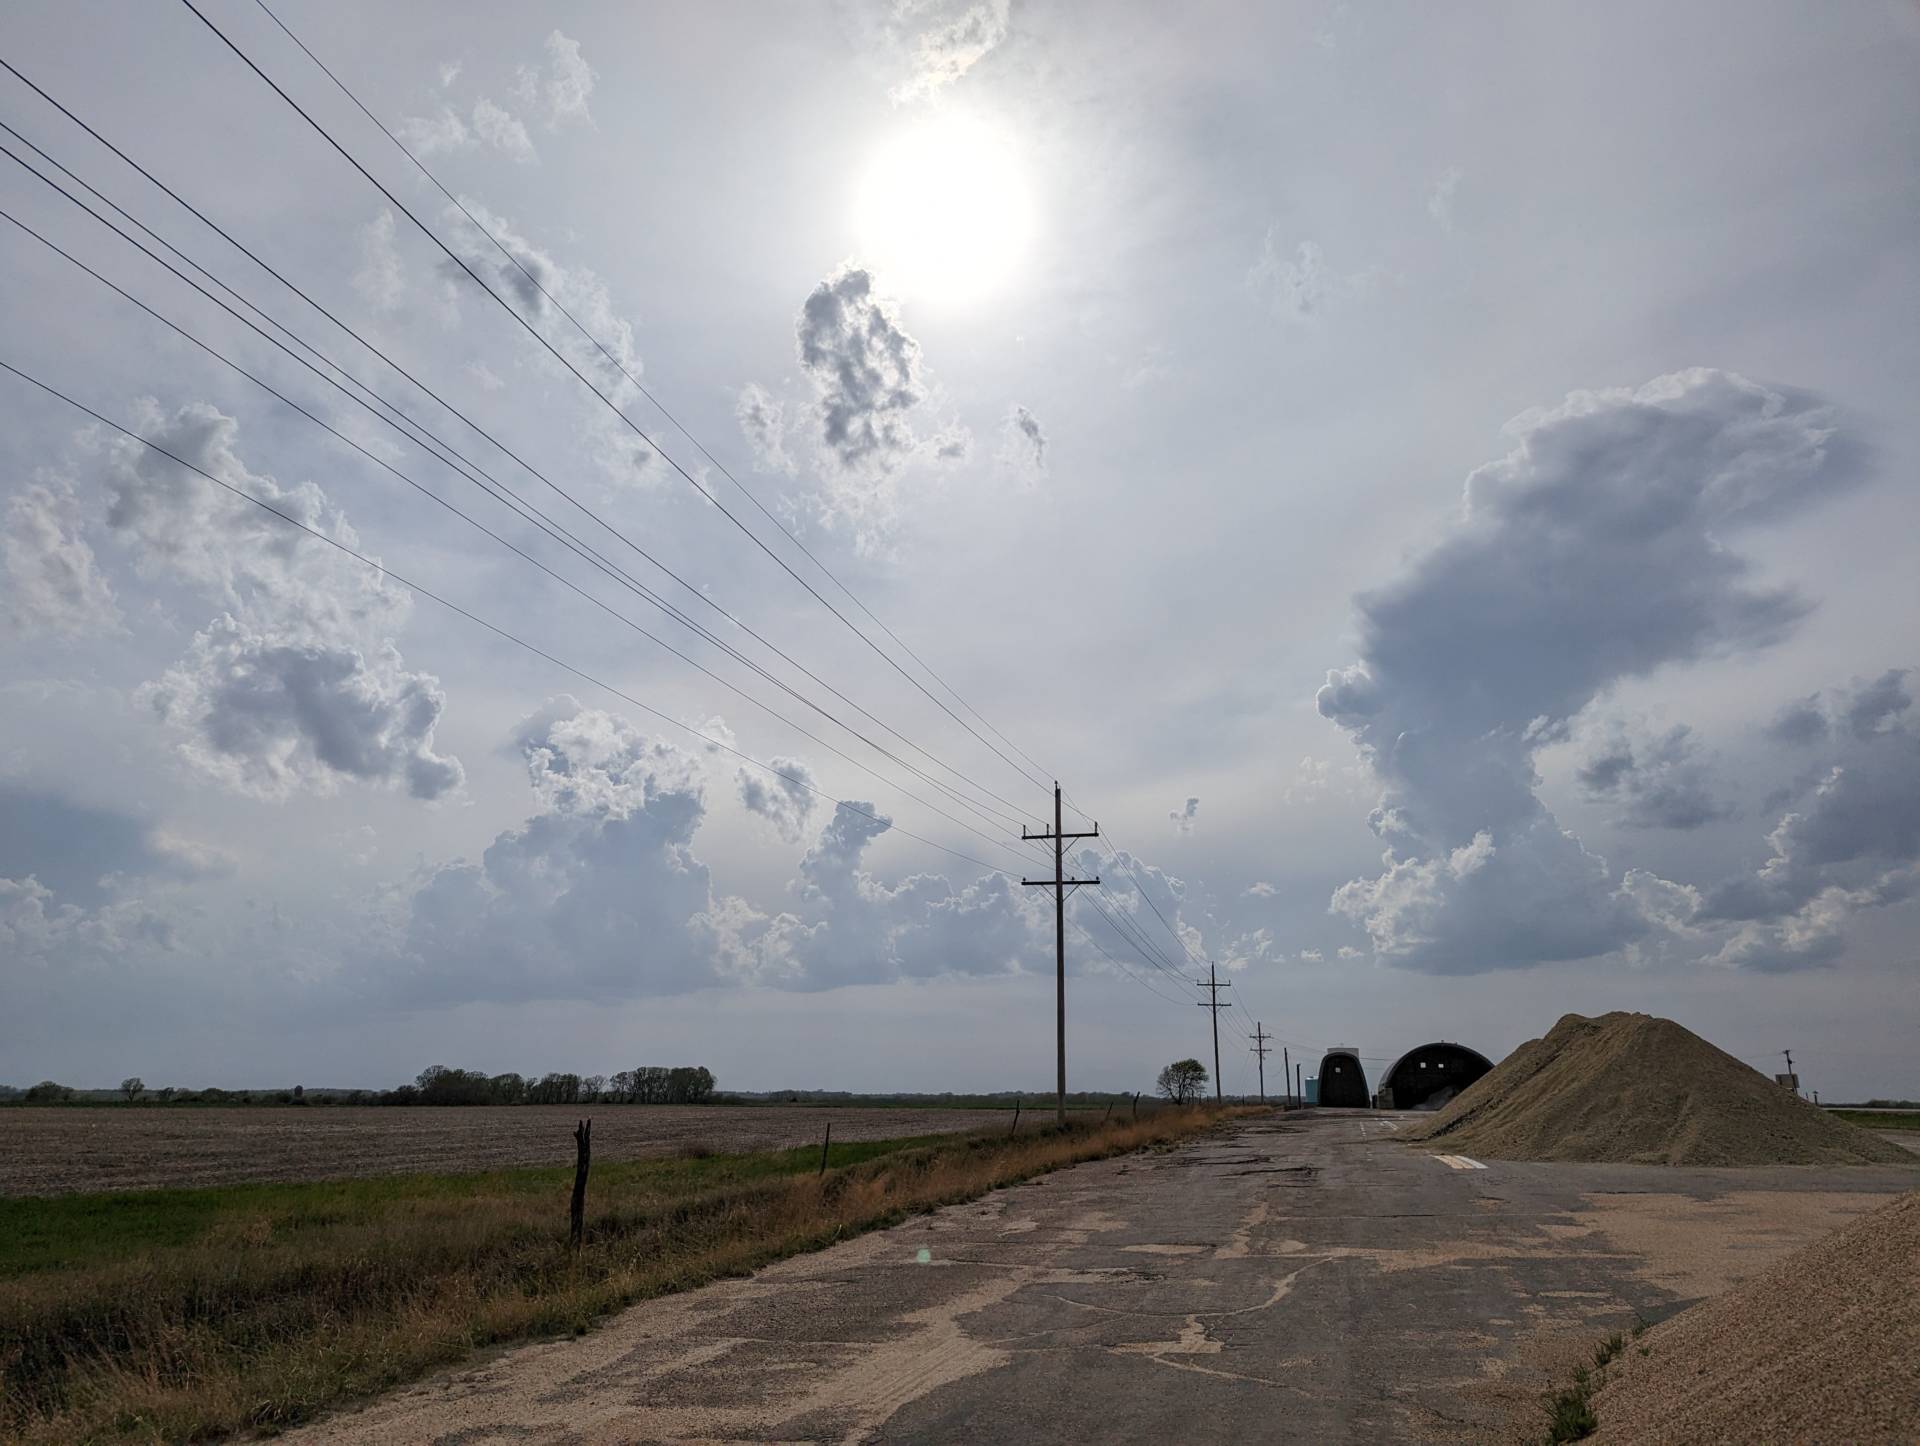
[0,1104,1101,1197]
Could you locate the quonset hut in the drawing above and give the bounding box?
[1376,1042,1492,1110]
[1315,1047,1370,1108]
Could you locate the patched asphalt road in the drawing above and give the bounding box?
[285,1110,1920,1444]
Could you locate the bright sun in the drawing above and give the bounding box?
[853,111,1035,307]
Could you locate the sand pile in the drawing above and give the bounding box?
[1399,1011,1909,1165]
[1589,1188,1920,1443]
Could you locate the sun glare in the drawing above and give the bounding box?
[852,111,1035,307]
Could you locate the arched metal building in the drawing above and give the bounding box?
[1376,1042,1493,1110]
[1315,1047,1371,1108]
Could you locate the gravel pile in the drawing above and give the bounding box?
[1590,1188,1920,1443]
[1398,1011,1909,1165]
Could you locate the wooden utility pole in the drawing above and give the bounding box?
[1022,784,1099,1127]
[1283,1046,1291,1106]
[1296,1062,1303,1105]
[1194,961,1231,1102]
[1250,1023,1272,1103]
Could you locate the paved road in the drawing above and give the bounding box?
[289,1109,1919,1444]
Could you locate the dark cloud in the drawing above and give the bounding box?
[1766,694,1830,746]
[1318,369,1850,972]
[101,401,462,802]
[0,784,231,907]
[796,266,928,475]
[737,756,818,843]
[1001,404,1047,474]
[1575,723,1731,831]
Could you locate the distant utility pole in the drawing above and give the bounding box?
[1250,1023,1272,1103]
[1283,1047,1291,1106]
[1782,1048,1798,1097]
[1022,783,1099,1128]
[1195,961,1231,1102]
[1296,1062,1303,1105]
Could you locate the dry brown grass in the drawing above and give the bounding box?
[1,1107,1241,1442]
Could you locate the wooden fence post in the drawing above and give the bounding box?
[1132,1092,1140,1121]
[818,1121,832,1175]
[1009,1098,1021,1137]
[569,1117,592,1248]
[1103,1100,1114,1124]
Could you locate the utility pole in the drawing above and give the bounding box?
[1250,1023,1272,1103]
[1194,961,1231,1102]
[1782,1048,1797,1097]
[1296,1062,1303,1106]
[1283,1046,1291,1106]
[1022,783,1099,1128]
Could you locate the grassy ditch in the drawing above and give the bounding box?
[1,1106,1239,1441]
[1541,1321,1645,1443]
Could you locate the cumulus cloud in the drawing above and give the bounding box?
[1694,669,1919,969]
[1245,881,1277,897]
[1169,796,1200,834]
[737,757,818,843]
[890,0,1012,103]
[0,784,230,907]
[384,701,1042,1003]
[797,266,927,477]
[98,400,462,801]
[1,874,176,964]
[1,481,119,637]
[1317,369,1851,972]
[999,404,1047,475]
[735,382,793,475]
[1574,721,1730,830]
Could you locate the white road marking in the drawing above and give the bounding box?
[1432,1154,1489,1171]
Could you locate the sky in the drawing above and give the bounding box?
[2,0,1917,1100]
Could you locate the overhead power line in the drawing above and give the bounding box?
[0,357,1024,883]
[0,60,1040,836]
[179,0,1059,805]
[246,0,1070,813]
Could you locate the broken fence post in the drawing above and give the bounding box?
[819,1120,832,1176]
[1009,1097,1021,1137]
[570,1117,592,1248]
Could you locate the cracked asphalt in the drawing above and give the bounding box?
[285,1109,1920,1444]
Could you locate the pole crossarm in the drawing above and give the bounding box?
[1250,1022,1273,1104]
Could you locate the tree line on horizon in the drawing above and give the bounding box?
[3,1065,718,1108]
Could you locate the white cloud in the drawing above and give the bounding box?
[1169,796,1199,834]
[1318,369,1852,972]
[98,400,462,801]
[1248,233,1385,323]
[735,382,793,475]
[1,481,119,637]
[737,756,818,843]
[540,31,596,128]
[396,106,470,157]
[352,210,406,313]
[890,0,1012,104]
[999,404,1047,476]
[471,98,537,163]
[1244,881,1277,897]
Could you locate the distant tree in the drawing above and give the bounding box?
[121,1077,145,1102]
[489,1072,527,1106]
[1156,1059,1208,1105]
[24,1081,72,1103]
[581,1074,607,1103]
[609,1069,638,1103]
[292,1084,304,1101]
[416,1065,450,1092]
[156,1086,176,1103]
